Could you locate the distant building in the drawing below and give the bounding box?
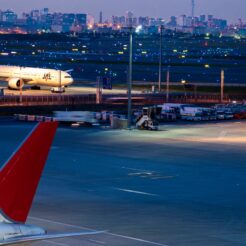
[0,8,239,35]
[168,16,177,27]
[138,16,149,26]
[200,15,206,22]
[177,15,186,27]
[99,11,103,24]
[126,11,134,27]
[2,10,17,23]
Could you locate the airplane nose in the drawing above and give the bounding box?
[69,78,74,85]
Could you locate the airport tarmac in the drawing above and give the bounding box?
[0,85,141,96]
[0,121,246,246]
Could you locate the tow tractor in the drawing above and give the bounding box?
[136,107,159,130]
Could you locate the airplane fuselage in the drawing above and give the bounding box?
[0,65,74,89]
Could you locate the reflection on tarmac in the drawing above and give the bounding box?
[0,121,246,245]
[0,85,141,96]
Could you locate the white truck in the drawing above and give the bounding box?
[180,106,202,121]
[161,103,190,119]
[180,106,213,121]
[53,111,97,125]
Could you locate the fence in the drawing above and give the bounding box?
[0,93,242,107]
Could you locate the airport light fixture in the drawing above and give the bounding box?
[135,25,143,34]
[19,67,23,104]
[158,25,164,92]
[127,26,142,129]
[166,69,170,103]
[221,69,224,103]
[127,27,133,129]
[181,80,187,99]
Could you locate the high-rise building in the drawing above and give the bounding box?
[99,11,103,24]
[138,16,149,26]
[112,15,126,26]
[77,14,87,25]
[200,15,206,22]
[30,10,40,21]
[208,15,213,21]
[191,0,195,19]
[126,11,134,27]
[2,10,17,23]
[168,16,177,27]
[177,15,186,26]
[43,8,49,15]
[0,10,3,22]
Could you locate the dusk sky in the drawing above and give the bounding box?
[1,0,245,23]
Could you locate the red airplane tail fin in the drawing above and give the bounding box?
[0,122,58,223]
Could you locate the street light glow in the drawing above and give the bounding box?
[135,25,143,33]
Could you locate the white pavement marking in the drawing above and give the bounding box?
[29,217,168,246]
[122,167,155,173]
[115,188,159,197]
[88,239,106,245]
[107,232,169,246]
[218,131,227,140]
[43,240,69,246]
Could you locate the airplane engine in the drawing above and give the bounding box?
[8,78,24,89]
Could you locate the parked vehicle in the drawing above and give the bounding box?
[180,106,211,121]
[136,107,159,130]
[234,111,246,119]
[224,111,234,120]
[216,111,225,120]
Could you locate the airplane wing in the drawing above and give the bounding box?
[0,231,105,245]
[65,69,74,73]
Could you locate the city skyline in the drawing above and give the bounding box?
[1,0,245,23]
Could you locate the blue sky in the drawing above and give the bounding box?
[1,0,244,22]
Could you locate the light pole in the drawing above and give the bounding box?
[221,69,224,103]
[158,25,164,92]
[19,67,23,104]
[166,69,170,102]
[181,80,187,100]
[127,25,142,128]
[127,27,133,129]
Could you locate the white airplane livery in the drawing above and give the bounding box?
[0,122,102,245]
[0,65,74,90]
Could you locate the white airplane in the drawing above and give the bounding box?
[0,65,74,91]
[0,122,103,245]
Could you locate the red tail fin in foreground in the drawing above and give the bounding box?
[0,122,58,223]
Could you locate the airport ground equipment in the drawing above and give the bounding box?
[0,122,103,245]
[161,103,190,119]
[51,87,65,93]
[136,107,159,130]
[155,105,177,121]
[53,111,97,125]
[180,106,217,121]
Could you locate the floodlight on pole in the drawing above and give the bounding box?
[221,69,225,103]
[158,25,164,92]
[127,27,133,129]
[135,25,143,33]
[166,69,170,103]
[181,80,187,99]
[128,26,142,129]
